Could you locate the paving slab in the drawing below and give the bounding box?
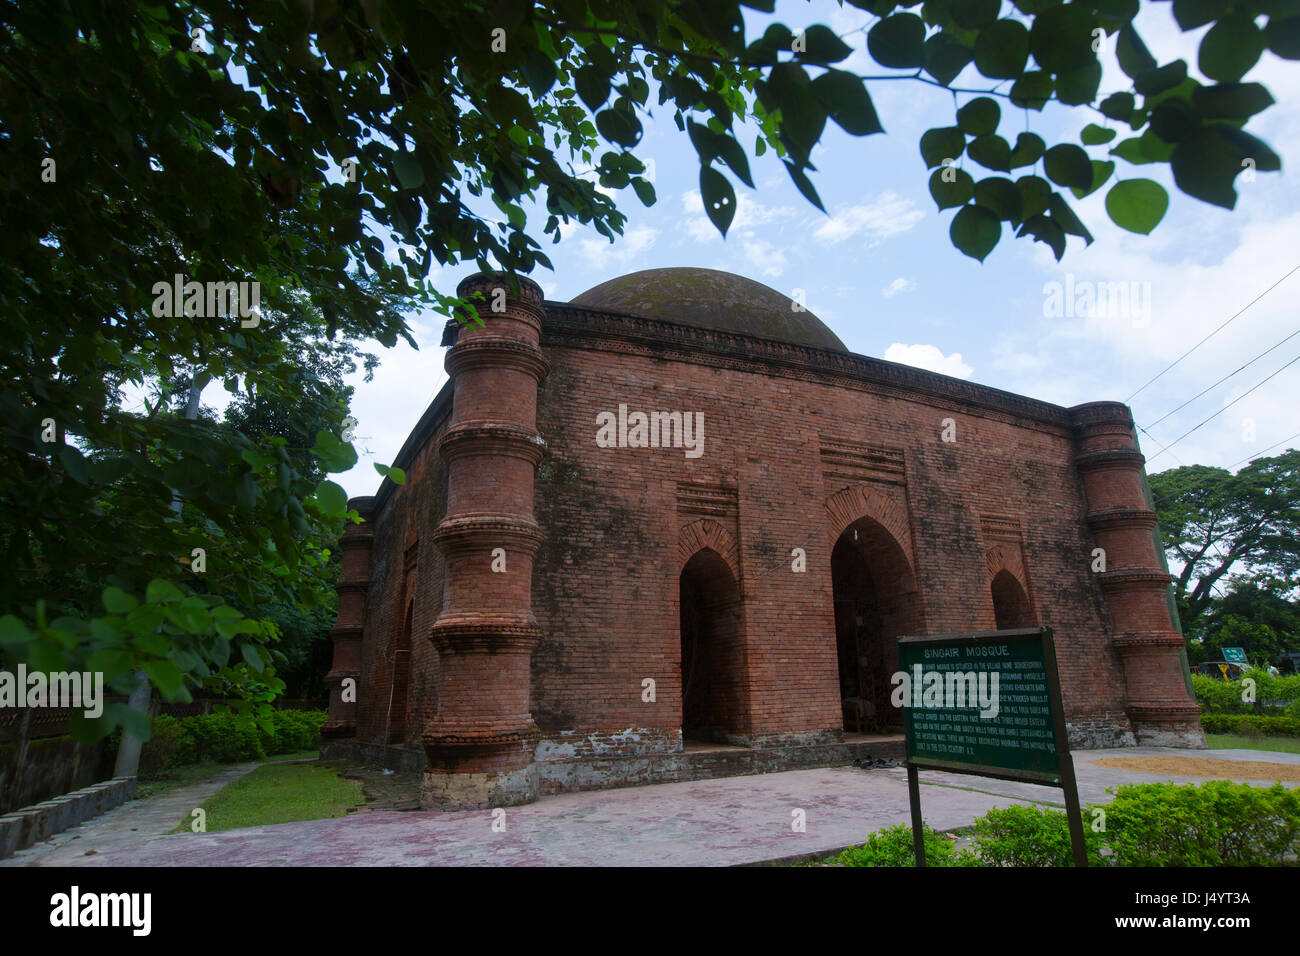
[7,746,1296,867]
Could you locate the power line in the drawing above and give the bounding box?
[1146,352,1300,464]
[1135,423,1184,467]
[1229,430,1300,469]
[1124,263,1300,403]
[1145,325,1300,429]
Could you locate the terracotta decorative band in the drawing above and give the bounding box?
[324,666,359,681]
[432,514,545,555]
[1126,702,1202,721]
[1086,507,1159,530]
[334,581,370,596]
[440,422,547,466]
[1098,568,1173,590]
[328,624,365,640]
[321,722,357,739]
[1112,632,1186,653]
[340,531,375,549]
[1075,447,1146,471]
[446,337,550,380]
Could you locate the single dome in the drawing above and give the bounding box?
[569,267,847,352]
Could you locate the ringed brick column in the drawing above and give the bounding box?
[322,495,376,745]
[1069,402,1204,747]
[420,273,549,809]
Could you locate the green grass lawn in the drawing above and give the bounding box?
[172,761,363,833]
[1206,734,1300,754]
[138,750,321,801]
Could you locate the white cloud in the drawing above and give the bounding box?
[680,190,796,243]
[881,277,916,298]
[578,224,658,270]
[814,192,925,245]
[884,343,973,379]
[742,238,787,277]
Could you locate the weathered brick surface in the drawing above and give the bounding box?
[328,278,1201,805]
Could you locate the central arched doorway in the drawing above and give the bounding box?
[679,548,748,745]
[831,517,922,733]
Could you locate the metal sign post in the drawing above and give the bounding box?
[899,626,1087,867]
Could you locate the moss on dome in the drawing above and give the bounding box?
[569,267,847,352]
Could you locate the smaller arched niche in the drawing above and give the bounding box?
[990,569,1035,630]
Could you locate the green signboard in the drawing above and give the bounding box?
[898,627,1062,783]
[1222,647,1248,664]
[896,626,1087,866]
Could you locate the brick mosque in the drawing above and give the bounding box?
[320,267,1204,810]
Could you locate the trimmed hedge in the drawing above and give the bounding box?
[826,780,1300,867]
[1192,669,1300,715]
[1200,714,1300,737]
[139,709,326,777]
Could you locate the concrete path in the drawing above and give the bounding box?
[5,745,1296,867]
[0,761,264,867]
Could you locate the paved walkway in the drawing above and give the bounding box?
[5,746,1296,867]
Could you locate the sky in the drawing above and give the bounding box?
[332,0,1300,498]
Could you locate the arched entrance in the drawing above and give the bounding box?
[831,517,922,733]
[991,570,1034,629]
[679,548,748,745]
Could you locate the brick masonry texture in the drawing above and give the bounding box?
[322,272,1203,808]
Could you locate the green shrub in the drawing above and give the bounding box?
[260,709,326,755]
[971,803,1106,867]
[139,714,196,777]
[1101,781,1300,866]
[1193,669,1300,715]
[1200,714,1300,737]
[181,713,266,763]
[833,823,977,867]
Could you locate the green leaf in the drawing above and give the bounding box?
[796,25,854,64]
[1099,92,1136,122]
[1010,132,1046,168]
[145,659,185,699]
[1192,83,1275,119]
[1173,0,1228,30]
[957,97,1000,136]
[575,65,610,111]
[1009,71,1053,111]
[811,70,884,136]
[1199,16,1265,82]
[951,0,1000,29]
[0,614,33,645]
[58,445,89,484]
[393,152,424,190]
[967,134,1012,172]
[950,204,1002,261]
[109,702,152,742]
[145,578,183,605]
[1070,159,1115,199]
[1117,26,1159,79]
[700,166,736,235]
[783,161,825,212]
[315,479,348,515]
[1135,60,1189,96]
[596,109,641,148]
[241,642,265,671]
[102,586,138,614]
[1017,214,1067,260]
[1030,4,1099,73]
[387,466,407,485]
[1265,17,1300,60]
[920,126,966,168]
[1105,179,1170,234]
[1081,124,1117,145]
[929,166,975,209]
[868,13,926,68]
[973,177,1023,220]
[1044,144,1093,189]
[1055,61,1102,106]
[923,33,972,86]
[974,20,1030,79]
[1016,175,1053,219]
[1048,193,1093,244]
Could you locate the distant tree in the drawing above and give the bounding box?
[1150,451,1300,636]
